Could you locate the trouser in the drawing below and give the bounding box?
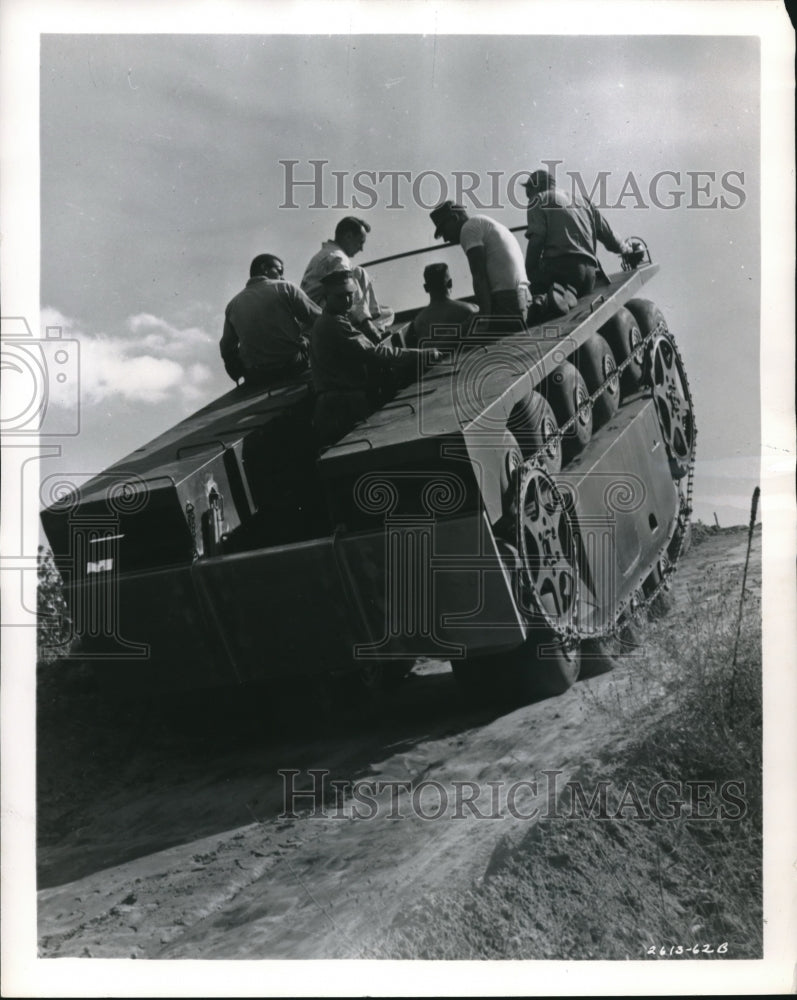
[244,352,309,388]
[485,285,532,333]
[531,256,597,297]
[314,390,370,448]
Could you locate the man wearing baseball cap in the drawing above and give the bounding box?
[310,268,440,446]
[429,202,529,330]
[523,168,633,297]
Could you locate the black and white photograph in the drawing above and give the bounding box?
[1,1,794,995]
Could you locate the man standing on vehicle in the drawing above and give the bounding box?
[405,262,478,348]
[220,253,322,386]
[523,168,633,298]
[429,202,529,331]
[310,269,439,446]
[301,216,394,343]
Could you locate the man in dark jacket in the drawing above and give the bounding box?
[220,253,321,386]
[523,169,632,297]
[311,270,439,446]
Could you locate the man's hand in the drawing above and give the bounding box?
[466,245,492,316]
[620,238,646,269]
[423,347,443,364]
[358,319,384,345]
[223,351,245,383]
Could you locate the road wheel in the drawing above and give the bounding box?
[624,298,670,390]
[543,360,592,463]
[598,307,645,397]
[515,466,580,629]
[668,516,692,560]
[574,333,620,430]
[507,390,562,474]
[454,631,580,704]
[646,334,695,478]
[579,636,619,678]
[512,629,581,699]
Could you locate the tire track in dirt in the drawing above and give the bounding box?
[37,527,759,958]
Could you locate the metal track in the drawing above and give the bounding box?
[510,319,697,644]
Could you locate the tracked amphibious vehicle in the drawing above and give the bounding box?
[41,241,695,702]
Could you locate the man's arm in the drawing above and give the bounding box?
[524,205,547,283]
[525,234,545,283]
[591,203,625,254]
[465,245,492,316]
[286,283,323,327]
[326,324,431,366]
[220,316,244,383]
[361,268,395,330]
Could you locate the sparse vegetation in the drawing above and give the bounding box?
[36,546,72,663]
[380,528,763,960]
[37,526,763,960]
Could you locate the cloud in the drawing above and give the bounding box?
[41,306,214,406]
[125,312,214,357]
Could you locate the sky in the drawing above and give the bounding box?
[36,30,759,525]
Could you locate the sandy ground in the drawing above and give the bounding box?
[36,525,760,959]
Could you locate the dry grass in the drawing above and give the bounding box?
[380,532,763,960]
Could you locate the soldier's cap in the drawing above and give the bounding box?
[423,262,451,283]
[430,201,466,238]
[321,268,357,293]
[523,169,554,192]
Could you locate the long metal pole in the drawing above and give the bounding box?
[362,225,528,269]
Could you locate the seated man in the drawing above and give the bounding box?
[301,216,394,344]
[405,262,478,348]
[429,202,530,331]
[523,168,633,297]
[311,269,439,447]
[220,253,321,386]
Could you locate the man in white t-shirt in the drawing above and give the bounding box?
[429,201,530,330]
[301,216,394,344]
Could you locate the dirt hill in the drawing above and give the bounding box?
[36,523,762,961]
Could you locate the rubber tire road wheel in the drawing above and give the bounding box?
[646,334,695,480]
[624,298,669,388]
[647,588,674,619]
[598,307,645,397]
[507,390,562,474]
[503,628,581,702]
[454,632,580,705]
[574,333,620,430]
[543,360,592,463]
[668,518,692,559]
[579,636,618,678]
[498,428,523,519]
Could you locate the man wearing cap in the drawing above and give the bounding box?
[220,253,322,386]
[406,263,478,348]
[429,203,530,330]
[523,168,632,297]
[301,216,393,343]
[311,269,439,446]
